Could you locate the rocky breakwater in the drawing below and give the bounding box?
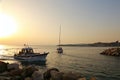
[100,48,120,56]
[0,61,96,80]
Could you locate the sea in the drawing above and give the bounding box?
[0,45,120,80]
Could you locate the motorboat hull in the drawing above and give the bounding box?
[14,53,49,62]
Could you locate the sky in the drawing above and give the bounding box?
[0,0,120,45]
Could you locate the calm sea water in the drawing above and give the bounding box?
[0,45,120,80]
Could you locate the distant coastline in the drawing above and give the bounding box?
[59,41,120,47]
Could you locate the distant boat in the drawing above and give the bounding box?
[14,45,49,62]
[57,25,63,53]
[57,47,63,53]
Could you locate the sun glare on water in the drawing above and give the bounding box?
[0,13,17,38]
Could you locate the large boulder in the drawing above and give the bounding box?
[89,77,96,80]
[0,61,8,73]
[62,71,82,80]
[78,77,86,80]
[24,77,32,80]
[43,68,83,80]
[8,69,23,76]
[50,70,64,80]
[43,68,59,80]
[7,63,19,71]
[21,65,38,78]
[32,71,43,80]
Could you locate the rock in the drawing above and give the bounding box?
[24,77,32,80]
[78,77,86,80]
[62,71,82,80]
[7,63,19,71]
[89,77,96,80]
[21,65,38,78]
[32,71,43,80]
[100,48,120,56]
[0,76,12,80]
[50,70,64,80]
[0,61,8,73]
[11,76,22,80]
[43,68,59,80]
[8,69,23,76]
[1,71,9,75]
[0,61,97,80]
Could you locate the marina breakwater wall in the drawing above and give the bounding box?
[100,48,120,56]
[0,61,96,80]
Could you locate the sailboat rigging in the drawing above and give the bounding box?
[57,25,63,53]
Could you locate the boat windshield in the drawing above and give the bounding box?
[20,48,34,54]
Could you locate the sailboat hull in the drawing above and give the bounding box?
[57,47,63,53]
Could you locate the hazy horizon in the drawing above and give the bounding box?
[0,0,120,45]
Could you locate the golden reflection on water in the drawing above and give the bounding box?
[0,45,17,64]
[0,45,5,55]
[0,45,5,49]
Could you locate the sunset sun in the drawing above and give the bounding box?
[0,13,17,38]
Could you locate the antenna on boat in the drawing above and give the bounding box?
[24,44,26,46]
[24,44,29,48]
[116,40,119,48]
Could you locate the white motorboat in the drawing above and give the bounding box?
[14,46,49,62]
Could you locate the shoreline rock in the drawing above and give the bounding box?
[100,48,120,56]
[0,61,96,80]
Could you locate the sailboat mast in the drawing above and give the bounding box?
[59,25,61,46]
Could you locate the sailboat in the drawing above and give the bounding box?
[57,25,63,53]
